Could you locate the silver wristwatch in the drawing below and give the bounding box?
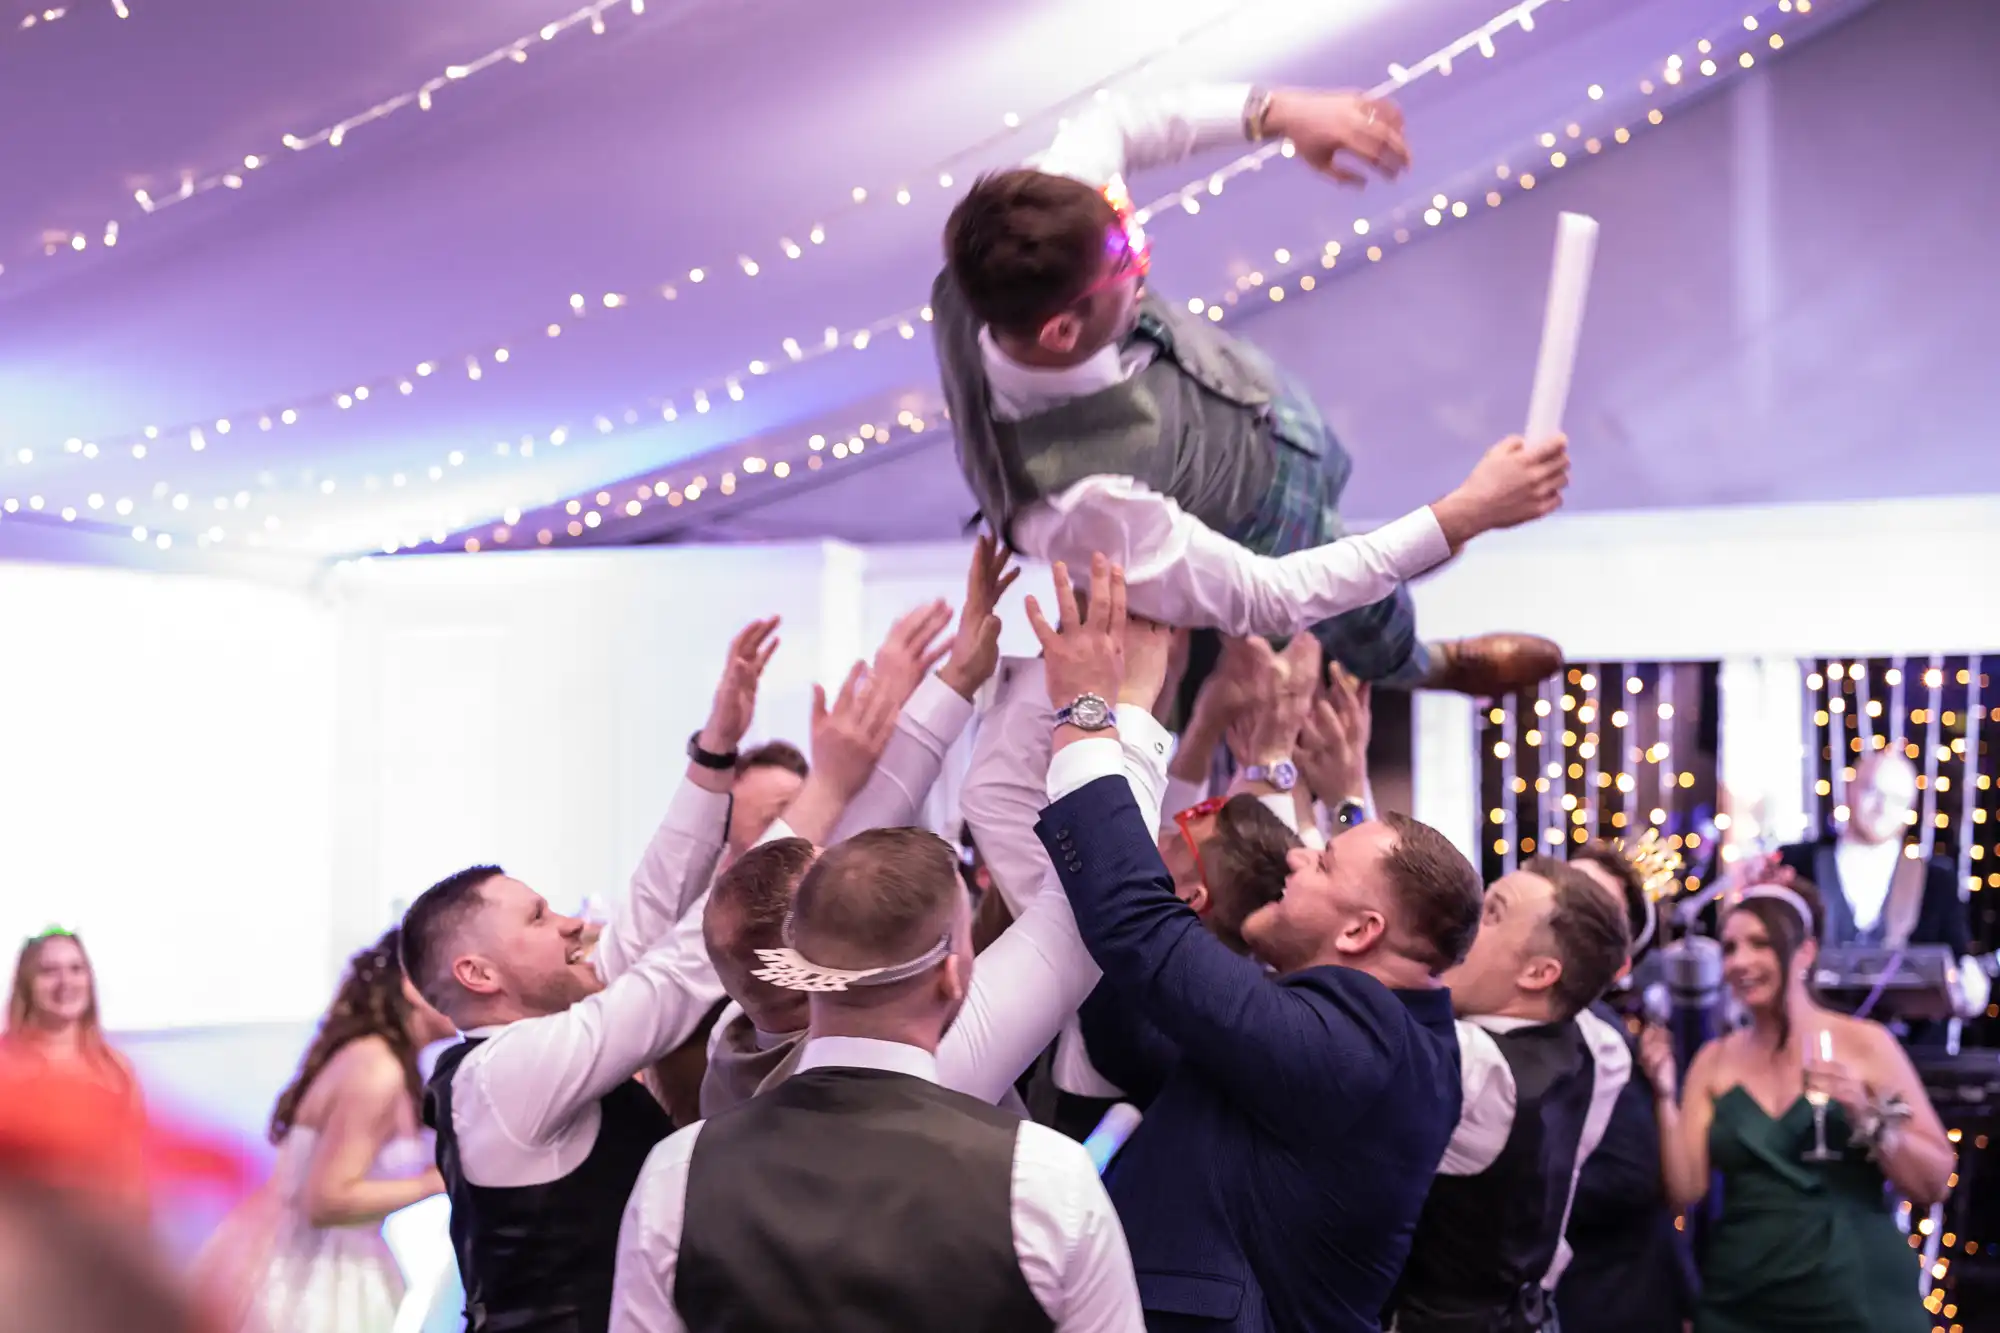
[1242,760,1299,792]
[1053,693,1115,732]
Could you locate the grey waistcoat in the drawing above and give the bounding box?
[931,266,1336,545]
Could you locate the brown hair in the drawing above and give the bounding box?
[1379,813,1484,972]
[6,932,129,1095]
[737,740,808,780]
[399,864,505,1012]
[1729,878,1825,1051]
[268,929,423,1144]
[1203,796,1302,952]
[704,837,818,1012]
[791,828,961,974]
[945,169,1121,338]
[1570,841,1651,954]
[1522,857,1632,1020]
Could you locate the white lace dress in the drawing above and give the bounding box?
[237,1130,435,1333]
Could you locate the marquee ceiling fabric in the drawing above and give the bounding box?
[1,0,1991,569]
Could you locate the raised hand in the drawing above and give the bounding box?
[1120,615,1175,715]
[1024,555,1127,715]
[700,616,781,755]
[939,533,1021,701]
[1433,434,1570,549]
[1265,90,1409,186]
[869,599,955,715]
[1221,636,1320,766]
[1298,664,1372,807]
[809,661,903,801]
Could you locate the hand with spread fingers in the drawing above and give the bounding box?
[1222,636,1321,768]
[939,533,1021,701]
[1025,554,1128,721]
[700,617,782,756]
[810,662,904,801]
[1265,90,1410,186]
[868,599,955,714]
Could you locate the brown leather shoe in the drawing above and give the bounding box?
[1420,634,1564,699]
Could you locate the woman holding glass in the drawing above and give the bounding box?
[1639,878,1952,1332]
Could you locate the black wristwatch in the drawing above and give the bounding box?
[686,732,738,771]
[1331,798,1368,830]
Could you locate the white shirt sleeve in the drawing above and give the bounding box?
[1438,1021,1517,1177]
[594,781,733,984]
[1161,774,1207,832]
[1010,477,1450,638]
[453,907,724,1187]
[830,673,976,841]
[1010,1123,1146,1332]
[1034,85,1254,188]
[1543,1007,1635,1288]
[609,1122,705,1333]
[960,660,1062,919]
[940,707,1173,1104]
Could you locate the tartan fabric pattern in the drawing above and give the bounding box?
[1222,430,1340,555]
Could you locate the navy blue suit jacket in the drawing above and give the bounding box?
[1038,776,1462,1333]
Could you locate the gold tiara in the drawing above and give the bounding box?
[1625,828,1684,902]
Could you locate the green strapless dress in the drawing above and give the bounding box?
[1696,1086,1928,1333]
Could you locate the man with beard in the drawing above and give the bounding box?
[1031,555,1478,1333]
[398,621,786,1333]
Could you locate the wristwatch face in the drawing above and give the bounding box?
[1064,693,1112,730]
[1253,761,1298,791]
[1334,799,1367,828]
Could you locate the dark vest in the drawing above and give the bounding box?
[425,1037,674,1333]
[931,266,1347,555]
[1394,1021,1596,1333]
[675,1066,1053,1333]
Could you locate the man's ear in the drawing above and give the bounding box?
[1333,910,1386,957]
[452,954,503,998]
[939,953,970,1007]
[1038,311,1082,356]
[1519,953,1563,996]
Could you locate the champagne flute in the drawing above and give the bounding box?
[1802,1027,1840,1162]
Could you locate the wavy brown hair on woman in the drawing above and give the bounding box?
[6,931,131,1096]
[267,928,424,1145]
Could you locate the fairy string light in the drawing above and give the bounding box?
[19,0,1271,271]
[9,0,1839,554]
[392,0,1838,558]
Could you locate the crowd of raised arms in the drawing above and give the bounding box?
[0,73,1964,1333]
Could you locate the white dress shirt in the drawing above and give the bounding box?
[447,778,731,1188]
[1834,836,1903,935]
[611,1036,1146,1333]
[979,86,1455,637]
[1439,1008,1632,1288]
[960,656,1173,1097]
[1831,835,1990,1015]
[733,665,1169,1107]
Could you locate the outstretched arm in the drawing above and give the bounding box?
[938,708,1171,1103]
[1012,432,1568,639]
[942,592,1175,1104]
[1025,556,1382,1136]
[1035,86,1411,191]
[596,618,778,978]
[461,910,723,1157]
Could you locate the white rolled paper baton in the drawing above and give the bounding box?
[1522,211,1600,447]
